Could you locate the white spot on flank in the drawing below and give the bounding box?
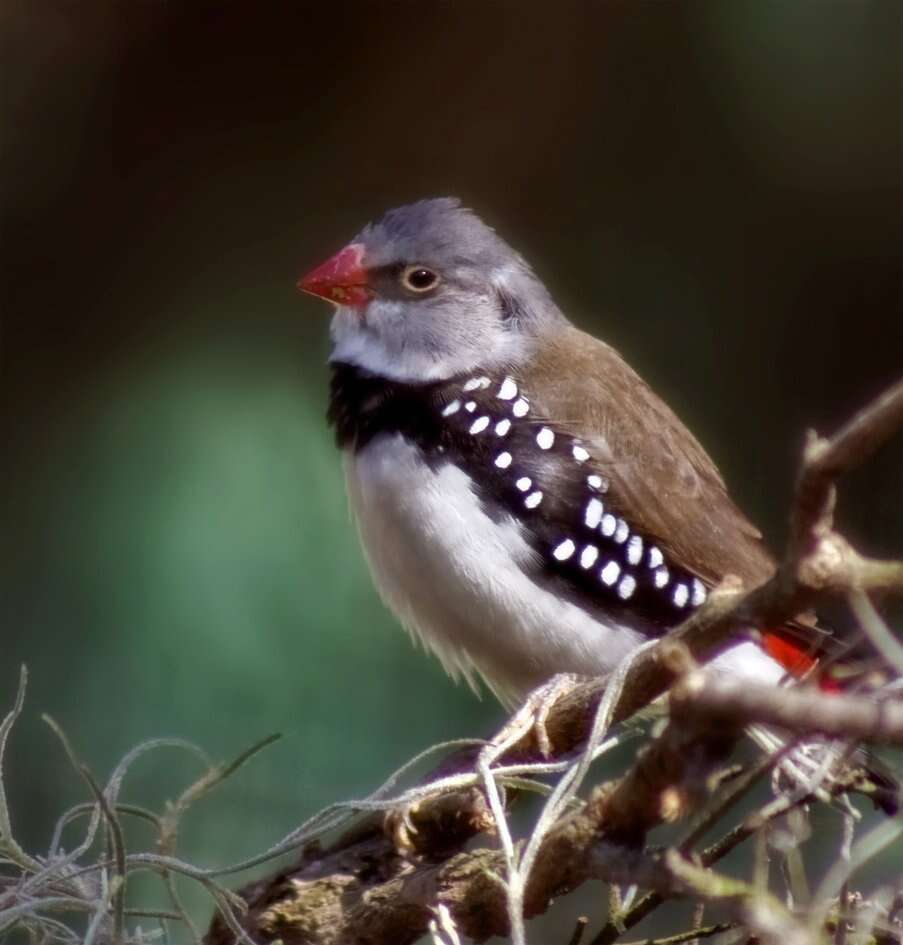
[494,451,512,469]
[552,539,576,561]
[580,545,599,569]
[442,399,461,417]
[463,377,482,391]
[524,491,543,509]
[515,477,532,492]
[587,474,603,490]
[536,427,555,450]
[495,418,511,436]
[465,401,477,413]
[617,574,637,600]
[584,498,604,529]
[512,398,529,417]
[692,578,707,606]
[600,560,621,586]
[601,514,616,537]
[648,545,664,569]
[654,566,670,588]
[572,445,590,462]
[673,583,689,608]
[614,519,630,544]
[497,377,518,400]
[469,416,490,434]
[627,535,643,566]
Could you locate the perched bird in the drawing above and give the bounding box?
[299,197,819,706]
[298,199,897,815]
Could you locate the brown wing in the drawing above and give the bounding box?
[525,324,776,589]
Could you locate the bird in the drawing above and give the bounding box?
[297,197,895,809]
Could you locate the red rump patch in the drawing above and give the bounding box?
[761,630,840,691]
[761,631,817,676]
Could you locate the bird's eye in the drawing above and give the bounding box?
[400,265,439,293]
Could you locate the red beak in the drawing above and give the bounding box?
[297,243,371,307]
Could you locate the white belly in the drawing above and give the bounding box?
[344,435,647,706]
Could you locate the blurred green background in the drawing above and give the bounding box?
[2,0,902,938]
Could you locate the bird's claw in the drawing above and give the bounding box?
[480,673,583,769]
[384,800,422,857]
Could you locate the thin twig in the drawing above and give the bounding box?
[43,716,128,944]
[566,916,589,945]
[847,590,903,675]
[0,668,42,875]
[617,923,735,945]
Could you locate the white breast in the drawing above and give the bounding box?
[343,434,647,706]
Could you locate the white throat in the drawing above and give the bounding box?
[329,302,531,383]
[329,310,452,381]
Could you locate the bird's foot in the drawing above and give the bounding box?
[383,788,496,859]
[480,672,585,769]
[384,800,421,856]
[383,675,584,857]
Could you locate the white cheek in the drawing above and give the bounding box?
[367,299,407,323]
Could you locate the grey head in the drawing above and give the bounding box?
[299,198,567,383]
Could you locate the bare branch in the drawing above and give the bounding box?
[671,670,903,747]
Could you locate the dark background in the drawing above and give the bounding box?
[3,1,902,938]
